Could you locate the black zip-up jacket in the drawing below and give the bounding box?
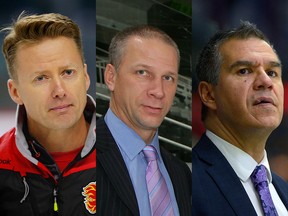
[0,95,96,216]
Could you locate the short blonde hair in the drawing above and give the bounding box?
[1,12,84,80]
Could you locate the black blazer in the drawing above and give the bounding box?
[192,134,288,216]
[96,117,192,216]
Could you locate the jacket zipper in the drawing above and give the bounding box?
[53,188,58,212]
[20,176,29,203]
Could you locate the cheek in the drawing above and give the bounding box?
[19,86,49,106]
[16,87,34,103]
[114,84,135,106]
[277,86,284,108]
[216,79,250,112]
[217,88,243,110]
[277,84,284,98]
[164,83,177,94]
[22,97,43,117]
[166,89,176,102]
[78,79,89,94]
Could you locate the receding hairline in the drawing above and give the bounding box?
[115,34,180,68]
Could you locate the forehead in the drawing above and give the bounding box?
[124,36,176,51]
[14,37,82,76]
[16,37,80,60]
[120,37,179,72]
[123,36,178,64]
[220,38,279,64]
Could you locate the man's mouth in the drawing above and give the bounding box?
[49,104,72,111]
[253,97,274,106]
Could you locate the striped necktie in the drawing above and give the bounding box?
[251,165,278,216]
[143,145,174,216]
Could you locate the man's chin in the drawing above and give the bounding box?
[140,119,163,130]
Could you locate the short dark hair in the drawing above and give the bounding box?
[196,21,278,120]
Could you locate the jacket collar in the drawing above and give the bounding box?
[193,134,257,215]
[15,94,96,164]
[96,117,139,216]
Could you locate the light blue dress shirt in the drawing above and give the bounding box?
[105,108,180,216]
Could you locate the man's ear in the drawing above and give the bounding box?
[7,79,24,105]
[198,81,217,110]
[83,63,90,91]
[104,64,117,91]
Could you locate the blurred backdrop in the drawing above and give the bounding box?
[192,0,288,181]
[0,0,96,136]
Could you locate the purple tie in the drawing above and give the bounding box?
[251,165,278,216]
[143,145,174,216]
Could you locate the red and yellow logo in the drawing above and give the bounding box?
[82,181,96,214]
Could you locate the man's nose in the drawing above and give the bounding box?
[253,70,273,90]
[51,78,66,99]
[148,78,165,99]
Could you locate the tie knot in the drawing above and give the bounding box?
[143,145,157,162]
[251,165,268,185]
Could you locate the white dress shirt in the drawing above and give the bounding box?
[206,130,288,216]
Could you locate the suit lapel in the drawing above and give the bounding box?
[161,148,191,215]
[195,135,257,216]
[161,150,181,211]
[272,173,288,210]
[96,117,139,215]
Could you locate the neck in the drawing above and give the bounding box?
[205,115,270,163]
[28,115,89,152]
[109,104,157,144]
[139,129,157,145]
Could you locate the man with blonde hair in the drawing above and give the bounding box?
[0,12,96,215]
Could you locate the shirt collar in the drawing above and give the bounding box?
[206,130,272,183]
[105,108,160,160]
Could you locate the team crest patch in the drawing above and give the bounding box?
[82,181,96,214]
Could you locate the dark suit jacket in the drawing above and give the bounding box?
[96,117,192,216]
[192,134,288,216]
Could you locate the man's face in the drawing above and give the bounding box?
[107,37,178,135]
[214,38,283,132]
[8,37,90,132]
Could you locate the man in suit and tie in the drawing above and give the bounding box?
[96,25,192,216]
[192,21,288,215]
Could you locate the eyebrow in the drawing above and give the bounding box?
[134,63,178,75]
[28,71,46,79]
[229,60,282,70]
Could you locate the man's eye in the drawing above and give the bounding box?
[64,69,74,76]
[267,70,277,77]
[238,68,250,75]
[137,70,147,76]
[35,75,46,82]
[163,75,174,81]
